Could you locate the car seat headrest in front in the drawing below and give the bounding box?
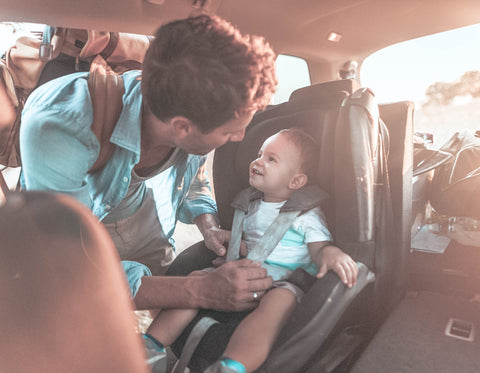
[289,79,360,109]
[214,86,349,231]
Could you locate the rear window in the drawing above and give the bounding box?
[361,22,480,149]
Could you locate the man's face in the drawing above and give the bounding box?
[179,112,254,155]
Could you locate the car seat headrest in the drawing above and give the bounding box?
[289,79,360,109]
[234,110,337,190]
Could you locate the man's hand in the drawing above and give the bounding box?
[194,213,248,258]
[202,226,230,256]
[309,242,358,288]
[194,259,273,311]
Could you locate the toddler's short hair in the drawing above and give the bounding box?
[278,128,318,178]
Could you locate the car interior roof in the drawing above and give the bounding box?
[1,0,480,81]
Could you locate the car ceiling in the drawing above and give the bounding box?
[1,0,480,80]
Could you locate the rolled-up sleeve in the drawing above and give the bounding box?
[178,158,217,224]
[121,261,152,298]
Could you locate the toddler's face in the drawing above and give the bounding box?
[249,132,304,202]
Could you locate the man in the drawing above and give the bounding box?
[20,14,277,311]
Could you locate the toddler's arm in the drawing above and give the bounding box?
[308,242,358,288]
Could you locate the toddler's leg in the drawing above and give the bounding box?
[222,288,297,373]
[147,308,199,347]
[147,268,209,346]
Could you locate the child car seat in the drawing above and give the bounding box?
[167,80,396,372]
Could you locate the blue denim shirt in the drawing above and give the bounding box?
[20,71,217,295]
[122,261,152,297]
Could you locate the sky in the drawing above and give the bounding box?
[361,22,480,105]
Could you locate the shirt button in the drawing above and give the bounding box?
[123,177,129,183]
[105,204,111,211]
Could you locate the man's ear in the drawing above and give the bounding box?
[171,116,195,138]
[289,173,308,190]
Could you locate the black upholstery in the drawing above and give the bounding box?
[213,79,360,233]
[378,101,414,310]
[168,79,398,372]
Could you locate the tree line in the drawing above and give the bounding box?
[425,70,480,105]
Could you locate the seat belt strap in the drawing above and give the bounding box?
[247,210,301,263]
[226,208,246,262]
[226,208,301,264]
[171,317,219,373]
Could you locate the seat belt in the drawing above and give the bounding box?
[171,317,219,373]
[175,206,301,373]
[226,208,302,263]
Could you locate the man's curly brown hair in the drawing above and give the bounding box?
[142,14,277,133]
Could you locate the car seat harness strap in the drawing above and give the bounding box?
[226,185,328,264]
[171,317,219,373]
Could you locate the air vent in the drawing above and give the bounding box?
[445,318,475,342]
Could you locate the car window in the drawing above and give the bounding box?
[1,25,310,105]
[0,22,44,56]
[273,54,311,104]
[361,22,480,149]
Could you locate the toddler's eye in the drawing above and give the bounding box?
[269,157,276,162]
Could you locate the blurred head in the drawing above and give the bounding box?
[0,192,147,372]
[142,14,277,147]
[249,128,318,202]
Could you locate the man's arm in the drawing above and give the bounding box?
[178,157,248,257]
[177,157,218,223]
[133,259,273,311]
[194,213,249,259]
[194,213,227,256]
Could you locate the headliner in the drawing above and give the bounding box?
[0,0,479,79]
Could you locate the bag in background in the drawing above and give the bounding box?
[0,26,151,168]
[430,130,480,220]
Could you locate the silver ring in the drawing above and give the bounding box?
[253,292,259,300]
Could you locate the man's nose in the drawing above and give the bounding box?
[229,129,246,142]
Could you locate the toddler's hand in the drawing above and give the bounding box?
[316,246,358,288]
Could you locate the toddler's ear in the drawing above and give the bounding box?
[289,173,308,190]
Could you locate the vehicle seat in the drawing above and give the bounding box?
[378,101,414,312]
[167,80,393,372]
[214,79,360,230]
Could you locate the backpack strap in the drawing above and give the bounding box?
[87,55,125,174]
